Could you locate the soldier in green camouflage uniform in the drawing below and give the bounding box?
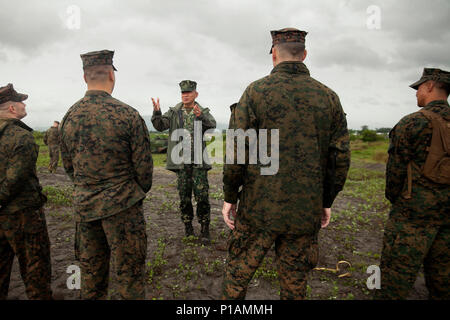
[0,84,52,300]
[43,121,60,173]
[151,81,216,242]
[60,50,153,300]
[221,28,350,300]
[375,68,450,300]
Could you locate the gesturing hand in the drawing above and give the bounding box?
[222,201,237,230]
[193,104,202,117]
[151,97,160,112]
[321,208,331,228]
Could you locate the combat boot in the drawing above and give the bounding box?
[200,223,210,244]
[184,222,195,237]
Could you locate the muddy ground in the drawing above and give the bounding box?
[6,164,428,300]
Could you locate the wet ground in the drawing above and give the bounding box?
[6,164,428,300]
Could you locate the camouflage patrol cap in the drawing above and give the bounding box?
[0,83,28,104]
[410,68,450,90]
[80,50,117,71]
[179,80,197,92]
[270,28,308,54]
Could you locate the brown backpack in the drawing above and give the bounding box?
[403,109,450,198]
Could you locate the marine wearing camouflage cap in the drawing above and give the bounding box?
[60,49,152,299]
[410,68,450,90]
[152,79,216,243]
[0,83,28,104]
[179,80,197,92]
[376,66,450,300]
[270,27,308,54]
[80,49,117,71]
[222,27,350,300]
[0,84,52,300]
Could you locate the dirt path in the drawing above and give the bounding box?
[6,164,428,300]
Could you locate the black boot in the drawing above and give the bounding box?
[184,222,195,237]
[200,223,210,244]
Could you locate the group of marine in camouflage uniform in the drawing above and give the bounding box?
[0,28,448,300]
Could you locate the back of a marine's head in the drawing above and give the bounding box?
[80,50,117,94]
[270,28,308,66]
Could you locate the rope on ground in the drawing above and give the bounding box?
[313,260,352,278]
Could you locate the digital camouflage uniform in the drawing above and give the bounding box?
[151,80,216,237]
[222,29,350,300]
[0,84,52,300]
[43,126,60,173]
[375,68,450,300]
[60,50,153,300]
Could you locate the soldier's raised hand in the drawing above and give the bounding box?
[151,97,160,112]
[193,104,202,117]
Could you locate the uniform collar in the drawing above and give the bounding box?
[0,118,33,132]
[84,90,111,97]
[172,101,204,112]
[271,61,310,76]
[425,100,449,108]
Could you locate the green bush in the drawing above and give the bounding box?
[361,130,381,142]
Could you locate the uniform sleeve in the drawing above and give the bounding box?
[196,109,216,130]
[43,130,48,145]
[385,121,411,203]
[59,124,75,182]
[0,134,38,204]
[151,109,171,131]
[323,92,351,208]
[223,86,258,203]
[131,114,154,193]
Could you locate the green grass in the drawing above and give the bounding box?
[42,186,73,206]
[152,154,166,167]
[34,131,63,168]
[35,131,168,168]
[351,140,389,163]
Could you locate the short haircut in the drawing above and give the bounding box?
[275,42,305,60]
[84,65,112,83]
[54,121,60,124]
[0,101,12,112]
[435,81,450,96]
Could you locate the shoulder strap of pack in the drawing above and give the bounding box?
[420,109,450,154]
[404,109,450,196]
[403,162,413,199]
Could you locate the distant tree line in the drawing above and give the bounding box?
[349,126,391,142]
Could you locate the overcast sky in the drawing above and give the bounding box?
[0,0,449,130]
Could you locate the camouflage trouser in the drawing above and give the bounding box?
[375,217,450,300]
[222,220,319,300]
[175,166,210,225]
[78,201,147,300]
[0,207,52,300]
[48,144,59,173]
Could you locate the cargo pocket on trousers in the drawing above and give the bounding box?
[23,208,46,234]
[134,214,148,264]
[306,237,319,270]
[227,229,249,260]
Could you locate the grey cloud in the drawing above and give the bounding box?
[0,1,69,54]
[311,36,386,68]
[0,50,7,62]
[1,0,448,130]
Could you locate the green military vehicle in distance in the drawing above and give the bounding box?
[150,133,168,154]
